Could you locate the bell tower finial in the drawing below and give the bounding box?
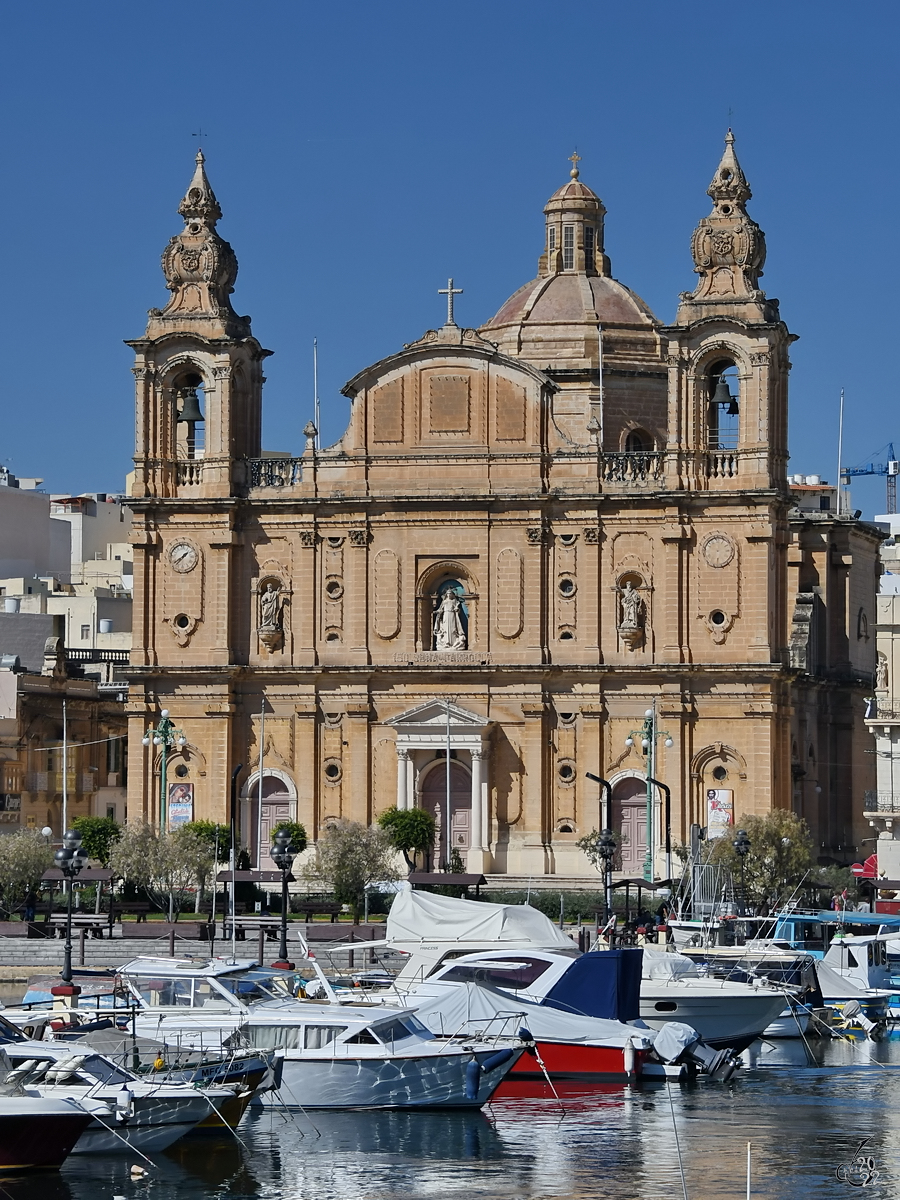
[677,129,770,320]
[144,151,247,340]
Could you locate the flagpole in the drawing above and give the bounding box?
[313,338,320,450]
[836,388,845,515]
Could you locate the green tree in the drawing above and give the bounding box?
[72,816,121,865]
[377,806,435,872]
[0,830,54,915]
[306,819,401,921]
[108,823,215,921]
[183,820,232,864]
[708,809,815,913]
[269,821,307,854]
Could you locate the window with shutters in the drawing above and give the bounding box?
[585,226,595,271]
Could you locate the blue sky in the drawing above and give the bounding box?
[1,1,896,515]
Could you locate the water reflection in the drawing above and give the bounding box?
[3,1037,900,1199]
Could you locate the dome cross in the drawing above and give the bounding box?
[438,277,463,327]
[569,150,581,179]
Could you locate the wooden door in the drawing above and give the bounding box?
[422,761,471,866]
[613,778,648,874]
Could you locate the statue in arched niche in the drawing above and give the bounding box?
[433,586,467,651]
[617,577,646,650]
[876,653,889,692]
[257,579,285,651]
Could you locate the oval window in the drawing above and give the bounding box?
[654,1001,678,1012]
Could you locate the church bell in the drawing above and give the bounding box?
[176,386,204,424]
[711,376,739,416]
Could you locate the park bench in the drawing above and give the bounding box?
[47,914,109,939]
[108,903,153,923]
[124,921,214,941]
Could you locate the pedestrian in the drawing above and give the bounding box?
[23,890,37,923]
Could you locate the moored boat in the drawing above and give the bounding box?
[0,1095,92,1171]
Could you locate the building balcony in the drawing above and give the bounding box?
[864,791,900,815]
[864,703,900,726]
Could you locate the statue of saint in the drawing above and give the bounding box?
[619,581,644,629]
[876,654,889,691]
[433,589,467,651]
[258,582,283,631]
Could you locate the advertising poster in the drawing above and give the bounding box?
[706,789,734,838]
[168,782,194,829]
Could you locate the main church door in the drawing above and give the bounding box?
[422,761,471,868]
[612,777,649,875]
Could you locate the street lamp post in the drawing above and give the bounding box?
[54,829,88,987]
[142,710,187,832]
[596,828,618,935]
[270,827,296,970]
[733,829,751,918]
[625,707,674,883]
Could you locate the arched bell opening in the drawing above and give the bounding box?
[173,370,206,460]
[706,359,740,452]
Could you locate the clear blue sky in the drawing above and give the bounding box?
[1,1,896,516]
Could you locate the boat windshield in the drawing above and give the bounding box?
[126,976,239,1010]
[0,1013,26,1044]
[370,1016,432,1044]
[436,956,555,990]
[215,969,302,1004]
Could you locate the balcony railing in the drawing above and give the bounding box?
[600,452,664,485]
[864,791,900,814]
[867,703,900,722]
[708,450,738,479]
[175,460,204,487]
[66,648,130,664]
[246,457,304,488]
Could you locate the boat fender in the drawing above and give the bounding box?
[116,1084,135,1123]
[624,1038,635,1077]
[518,1026,535,1045]
[481,1049,515,1074]
[465,1060,481,1100]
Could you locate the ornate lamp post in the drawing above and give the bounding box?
[625,708,674,882]
[142,709,187,832]
[596,828,618,934]
[54,829,88,987]
[733,828,751,917]
[270,827,296,970]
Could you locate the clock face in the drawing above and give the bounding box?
[169,541,199,573]
[703,535,734,568]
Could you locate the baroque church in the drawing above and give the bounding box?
[125,135,876,880]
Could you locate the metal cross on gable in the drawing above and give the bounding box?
[438,278,463,326]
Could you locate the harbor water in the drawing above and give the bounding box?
[2,1033,900,1199]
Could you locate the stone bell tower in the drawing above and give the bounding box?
[126,153,272,827]
[128,151,270,502]
[666,131,794,493]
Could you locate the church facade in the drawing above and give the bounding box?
[125,137,872,879]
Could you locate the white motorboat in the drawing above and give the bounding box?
[376,890,787,1052]
[0,1018,229,1153]
[116,957,521,1109]
[0,1092,92,1171]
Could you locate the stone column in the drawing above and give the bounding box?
[469,749,483,849]
[396,747,410,811]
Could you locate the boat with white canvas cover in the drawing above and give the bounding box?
[376,890,786,1052]
[115,957,521,1109]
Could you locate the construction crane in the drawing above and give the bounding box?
[841,443,900,514]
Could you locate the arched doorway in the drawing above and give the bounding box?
[612,776,649,875]
[421,760,471,868]
[244,771,295,868]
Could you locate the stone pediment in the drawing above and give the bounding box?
[387,701,489,731]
